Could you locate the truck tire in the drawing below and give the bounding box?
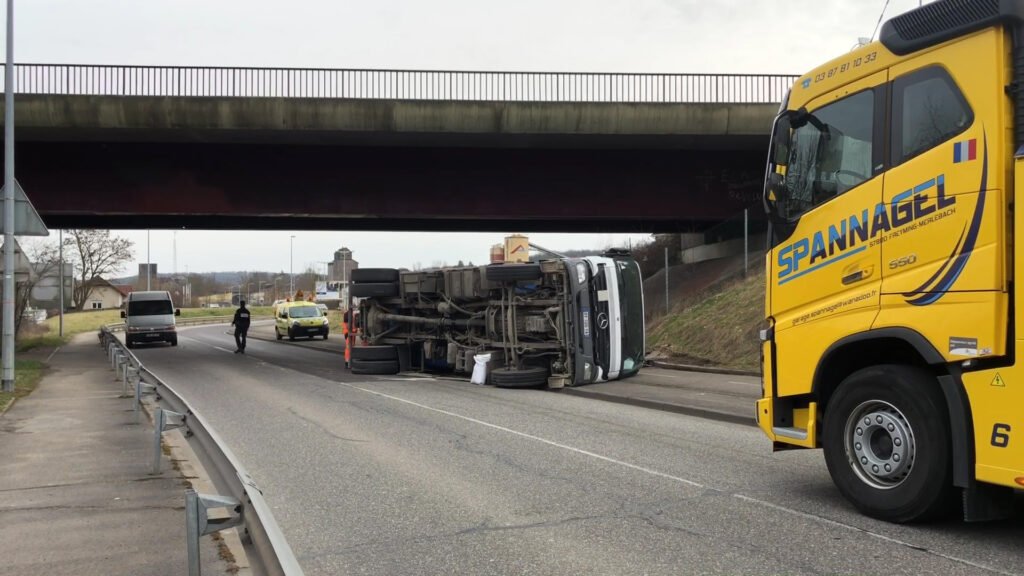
[351,268,400,283]
[491,366,548,388]
[351,345,398,361]
[350,282,399,298]
[351,359,400,375]
[822,364,954,523]
[485,263,543,283]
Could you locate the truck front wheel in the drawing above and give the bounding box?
[822,364,954,523]
[491,366,548,388]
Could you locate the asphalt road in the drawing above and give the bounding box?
[130,323,1024,576]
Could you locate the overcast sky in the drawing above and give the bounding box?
[6,0,925,274]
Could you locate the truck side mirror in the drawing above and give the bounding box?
[174,309,181,316]
[120,310,126,319]
[772,113,793,166]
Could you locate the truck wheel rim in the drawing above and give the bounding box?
[843,400,915,489]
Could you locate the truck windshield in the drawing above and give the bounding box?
[781,89,874,219]
[616,259,644,374]
[289,306,322,318]
[128,300,173,316]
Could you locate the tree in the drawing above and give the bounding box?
[64,230,134,309]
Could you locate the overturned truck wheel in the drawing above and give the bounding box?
[484,263,543,283]
[350,282,399,298]
[490,366,549,388]
[350,359,401,375]
[351,268,400,283]
[350,345,399,362]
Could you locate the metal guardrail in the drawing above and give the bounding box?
[99,323,303,576]
[8,63,796,104]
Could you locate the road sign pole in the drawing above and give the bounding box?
[664,246,669,315]
[59,229,64,337]
[3,0,15,393]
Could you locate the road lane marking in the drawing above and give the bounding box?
[340,381,708,489]
[341,381,1017,575]
[45,346,60,362]
[728,381,754,385]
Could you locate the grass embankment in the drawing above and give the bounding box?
[647,269,764,372]
[0,360,44,413]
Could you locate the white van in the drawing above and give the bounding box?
[121,290,180,349]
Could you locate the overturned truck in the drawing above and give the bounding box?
[351,250,645,387]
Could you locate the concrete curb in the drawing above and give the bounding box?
[649,360,759,377]
[562,387,755,427]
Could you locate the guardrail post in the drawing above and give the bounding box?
[186,490,200,576]
[185,489,243,576]
[121,360,129,394]
[152,407,186,474]
[134,377,157,424]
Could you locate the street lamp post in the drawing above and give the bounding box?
[2,0,15,393]
[289,235,296,296]
[341,250,347,309]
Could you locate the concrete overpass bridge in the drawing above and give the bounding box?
[3,64,794,232]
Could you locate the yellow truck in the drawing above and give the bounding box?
[760,0,1024,522]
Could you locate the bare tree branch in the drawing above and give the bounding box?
[63,230,134,308]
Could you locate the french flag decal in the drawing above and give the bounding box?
[954,138,977,163]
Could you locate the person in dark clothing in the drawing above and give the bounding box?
[231,300,251,353]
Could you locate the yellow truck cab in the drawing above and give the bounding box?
[760,0,1024,522]
[275,301,329,341]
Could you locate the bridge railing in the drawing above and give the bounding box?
[8,64,795,104]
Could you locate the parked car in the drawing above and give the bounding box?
[275,301,329,341]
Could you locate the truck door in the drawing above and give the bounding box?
[769,71,888,403]
[874,53,1008,361]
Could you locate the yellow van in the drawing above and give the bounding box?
[275,301,329,341]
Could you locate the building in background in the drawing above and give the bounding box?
[321,247,360,309]
[82,277,131,310]
[327,247,358,283]
[137,263,157,289]
[30,261,75,313]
